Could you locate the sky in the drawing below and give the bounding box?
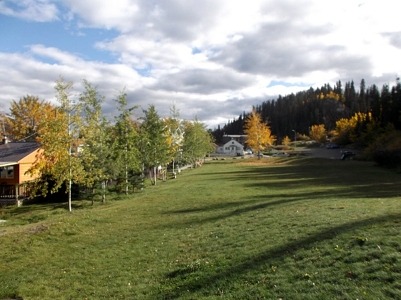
[1,0,401,128]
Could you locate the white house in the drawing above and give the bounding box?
[216,139,245,156]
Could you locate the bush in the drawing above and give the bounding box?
[373,150,401,168]
[364,127,401,168]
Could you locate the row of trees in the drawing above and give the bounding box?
[3,79,214,210]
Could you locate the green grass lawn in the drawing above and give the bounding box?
[1,156,401,299]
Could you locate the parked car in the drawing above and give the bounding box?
[341,151,355,160]
[244,149,253,155]
[272,152,289,157]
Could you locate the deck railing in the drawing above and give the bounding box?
[0,183,32,206]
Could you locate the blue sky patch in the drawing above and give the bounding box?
[0,15,118,63]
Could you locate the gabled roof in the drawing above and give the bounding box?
[0,142,40,167]
[224,134,247,138]
[222,139,244,147]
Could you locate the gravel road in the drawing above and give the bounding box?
[300,147,356,160]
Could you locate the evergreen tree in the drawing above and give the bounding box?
[344,81,357,114]
[359,79,367,113]
[367,84,381,123]
[381,84,392,127]
[390,78,401,129]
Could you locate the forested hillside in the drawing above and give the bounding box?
[213,79,401,145]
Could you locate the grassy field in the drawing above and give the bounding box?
[1,156,401,299]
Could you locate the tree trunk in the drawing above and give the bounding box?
[102,180,106,203]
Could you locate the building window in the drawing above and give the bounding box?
[0,166,14,179]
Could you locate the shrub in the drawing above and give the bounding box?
[364,126,401,168]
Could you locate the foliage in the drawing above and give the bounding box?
[333,112,372,145]
[214,79,401,146]
[109,91,140,193]
[77,80,111,202]
[6,95,54,142]
[3,78,216,204]
[309,124,327,144]
[163,105,184,172]
[139,105,170,185]
[243,110,275,157]
[181,119,214,166]
[364,125,401,168]
[0,114,11,138]
[317,90,341,101]
[281,135,291,148]
[28,79,85,208]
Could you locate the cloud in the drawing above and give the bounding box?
[0,46,145,106]
[135,0,224,42]
[153,68,255,94]
[211,17,372,82]
[63,0,139,32]
[96,35,199,70]
[0,0,59,22]
[1,0,401,129]
[383,32,401,49]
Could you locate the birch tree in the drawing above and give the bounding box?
[29,78,85,211]
[163,105,184,174]
[139,105,170,185]
[182,119,214,166]
[110,91,140,194]
[78,80,111,203]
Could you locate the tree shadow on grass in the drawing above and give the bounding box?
[161,159,401,229]
[205,158,401,200]
[241,159,401,200]
[161,190,332,229]
[159,159,401,297]
[195,159,401,203]
[162,213,401,299]
[1,201,86,222]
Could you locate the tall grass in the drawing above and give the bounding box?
[1,157,401,299]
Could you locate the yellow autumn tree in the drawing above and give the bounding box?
[309,124,327,143]
[318,91,341,101]
[27,79,86,211]
[334,112,372,145]
[282,135,291,149]
[244,110,275,158]
[6,95,55,141]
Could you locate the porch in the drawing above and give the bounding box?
[0,183,32,206]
